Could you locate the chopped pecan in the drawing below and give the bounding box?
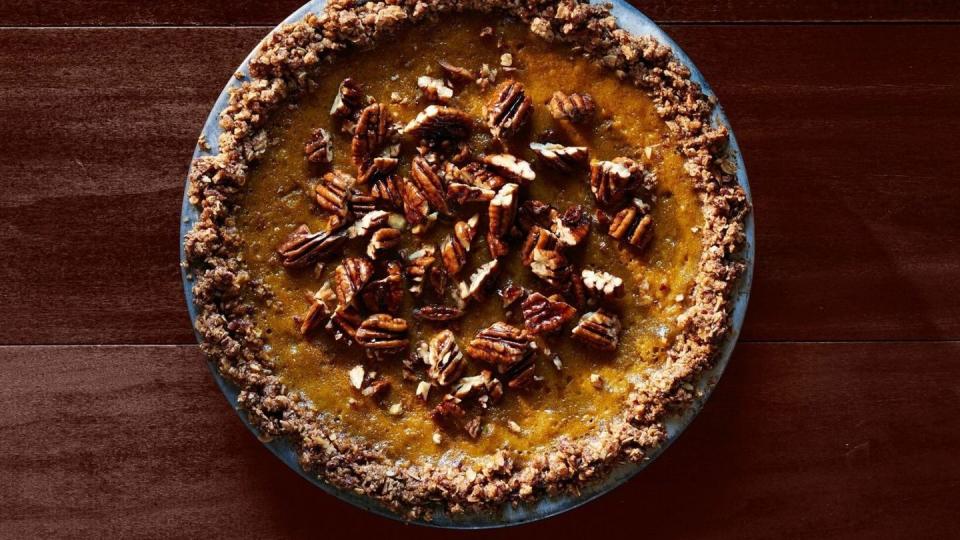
[457,161,508,190]
[331,303,363,342]
[464,417,483,439]
[589,158,643,206]
[487,183,519,259]
[351,103,392,168]
[314,170,355,223]
[347,190,378,218]
[447,182,495,204]
[607,201,653,249]
[417,75,453,103]
[581,268,625,299]
[357,156,398,185]
[370,175,404,210]
[355,314,409,358]
[403,105,473,142]
[517,199,555,232]
[366,227,401,260]
[425,329,466,386]
[360,262,404,315]
[333,257,374,306]
[406,246,437,296]
[481,154,535,185]
[521,226,570,288]
[277,224,348,269]
[551,204,591,247]
[458,259,500,302]
[400,177,430,225]
[347,209,390,239]
[453,370,503,403]
[548,91,596,123]
[441,214,479,276]
[571,309,621,351]
[521,292,577,334]
[486,80,532,139]
[430,398,466,424]
[503,355,536,390]
[499,283,528,309]
[361,377,392,399]
[465,322,533,373]
[410,156,450,215]
[299,293,331,336]
[529,142,588,172]
[413,305,465,322]
[304,128,333,164]
[438,60,476,85]
[330,78,365,120]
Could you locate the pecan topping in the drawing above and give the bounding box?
[607,201,653,249]
[361,377,392,399]
[430,398,466,424]
[277,224,348,269]
[458,259,500,302]
[503,355,536,390]
[299,290,332,336]
[403,105,473,142]
[400,177,430,226]
[333,257,375,307]
[366,227,401,260]
[351,103,392,168]
[406,246,437,296]
[581,268,625,299]
[571,309,621,351]
[410,156,450,215]
[458,161,508,190]
[499,283,528,309]
[589,157,643,206]
[304,128,333,164]
[314,170,355,224]
[347,191,378,218]
[487,183,519,259]
[330,78,365,120]
[466,322,533,374]
[438,60,475,85]
[453,370,503,403]
[486,80,532,139]
[370,175,404,210]
[357,156,398,185]
[441,214,479,276]
[413,305,465,322]
[481,154,535,185]
[360,262,404,315]
[548,91,596,123]
[331,303,363,342]
[529,142,588,172]
[347,209,390,239]
[355,314,409,358]
[447,182,495,204]
[425,330,466,386]
[417,75,454,103]
[517,199,555,232]
[521,226,570,288]
[551,204,591,247]
[521,292,577,335]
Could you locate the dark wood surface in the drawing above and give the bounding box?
[1,1,958,538]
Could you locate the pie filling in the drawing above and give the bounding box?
[237,16,704,461]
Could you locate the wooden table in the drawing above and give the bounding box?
[2,1,959,537]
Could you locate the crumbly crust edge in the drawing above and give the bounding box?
[183,0,749,519]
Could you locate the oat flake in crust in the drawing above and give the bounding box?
[184,0,749,520]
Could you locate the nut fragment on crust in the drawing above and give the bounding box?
[333,257,375,306]
[404,105,473,141]
[366,227,401,260]
[589,158,649,206]
[355,314,409,358]
[458,259,500,302]
[348,365,365,390]
[406,246,437,296]
[481,154,536,185]
[438,60,475,84]
[521,292,577,334]
[589,373,605,389]
[410,156,450,215]
[330,77,365,119]
[441,214,479,276]
[571,309,621,351]
[277,224,348,269]
[529,142,589,172]
[551,205,591,248]
[417,76,454,103]
[416,381,432,401]
[360,262,404,315]
[315,170,355,223]
[465,322,533,373]
[607,201,653,249]
[487,183,519,259]
[413,305,465,322]
[548,91,596,123]
[304,128,333,164]
[581,268,625,299]
[507,420,522,434]
[486,80,533,139]
[425,330,466,386]
[351,103,392,168]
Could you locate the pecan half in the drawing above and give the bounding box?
[348,191,378,218]
[589,157,643,206]
[357,156,399,185]
[551,204,591,247]
[370,175,405,211]
[453,370,503,403]
[366,227,401,260]
[403,105,473,142]
[413,305,465,322]
[355,314,409,358]
[571,309,621,351]
[581,268,625,299]
[487,183,519,259]
[330,78,365,120]
[315,170,355,224]
[529,142,589,172]
[521,292,577,335]
[351,103,392,168]
[425,330,466,386]
[481,154,535,185]
[333,257,374,306]
[417,75,454,103]
[548,91,596,123]
[360,262,404,315]
[486,80,532,139]
[441,214,479,276]
[400,177,430,226]
[277,224,348,269]
[410,156,450,215]
[607,201,653,249]
[458,259,501,302]
[304,128,333,164]
[466,322,533,374]
[406,246,437,296]
[438,60,476,85]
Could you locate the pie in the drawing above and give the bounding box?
[184,0,749,520]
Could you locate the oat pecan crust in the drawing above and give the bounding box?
[184,0,749,520]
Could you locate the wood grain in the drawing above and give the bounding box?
[1,0,958,26]
[2,25,958,344]
[1,343,957,538]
